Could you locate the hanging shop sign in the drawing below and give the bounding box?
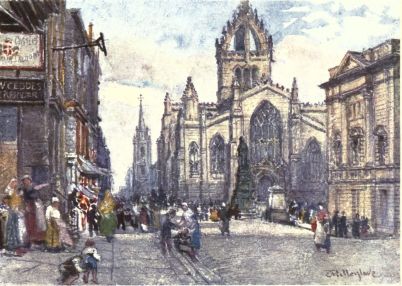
[0,33,43,69]
[0,78,45,104]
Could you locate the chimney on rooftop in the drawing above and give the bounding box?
[88,22,93,43]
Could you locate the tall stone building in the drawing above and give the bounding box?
[132,95,152,197]
[0,1,110,205]
[320,39,400,234]
[157,1,327,204]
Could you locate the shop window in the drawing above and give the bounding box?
[0,107,17,142]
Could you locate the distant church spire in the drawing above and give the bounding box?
[291,77,298,102]
[138,94,145,129]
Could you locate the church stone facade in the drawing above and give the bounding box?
[321,39,400,234]
[132,96,152,197]
[156,1,327,204]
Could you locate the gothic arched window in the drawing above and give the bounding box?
[250,101,282,165]
[189,142,200,177]
[349,127,364,166]
[210,134,225,175]
[252,67,259,84]
[235,68,242,85]
[374,126,387,165]
[333,132,342,167]
[234,25,245,51]
[303,139,322,182]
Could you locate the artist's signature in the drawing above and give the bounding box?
[325,269,381,281]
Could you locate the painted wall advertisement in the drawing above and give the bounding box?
[0,78,44,103]
[0,33,43,69]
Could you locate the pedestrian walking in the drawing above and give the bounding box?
[191,214,201,258]
[116,204,125,231]
[339,211,347,238]
[218,203,230,236]
[160,209,176,256]
[87,204,99,237]
[352,213,361,238]
[313,204,331,254]
[98,191,117,243]
[139,206,150,232]
[332,210,339,237]
[81,239,101,284]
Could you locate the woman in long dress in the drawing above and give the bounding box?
[5,180,28,255]
[98,191,117,243]
[45,197,73,252]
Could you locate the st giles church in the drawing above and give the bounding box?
[156,1,327,204]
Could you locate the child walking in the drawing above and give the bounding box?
[82,239,101,284]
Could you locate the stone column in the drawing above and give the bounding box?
[340,98,348,165]
[363,89,374,165]
[65,107,78,186]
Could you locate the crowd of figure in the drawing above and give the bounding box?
[0,176,74,256]
[287,200,372,239]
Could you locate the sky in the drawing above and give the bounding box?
[66,0,400,189]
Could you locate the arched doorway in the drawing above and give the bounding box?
[257,176,274,202]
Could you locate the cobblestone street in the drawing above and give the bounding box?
[199,220,400,285]
[0,220,399,285]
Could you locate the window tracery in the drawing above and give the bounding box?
[250,101,282,165]
[189,142,200,176]
[210,134,225,174]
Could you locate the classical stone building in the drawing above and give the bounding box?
[320,39,400,234]
[132,96,152,197]
[157,1,327,204]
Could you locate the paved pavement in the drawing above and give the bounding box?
[0,227,199,285]
[0,220,399,285]
[199,219,400,285]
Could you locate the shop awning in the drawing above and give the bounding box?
[79,186,97,199]
[77,156,110,177]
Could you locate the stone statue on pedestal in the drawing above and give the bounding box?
[231,136,254,212]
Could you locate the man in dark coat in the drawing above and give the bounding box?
[218,203,230,236]
[160,209,176,256]
[339,211,347,238]
[87,204,99,237]
[352,213,361,238]
[332,210,339,237]
[116,204,125,231]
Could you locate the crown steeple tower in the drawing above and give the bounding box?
[215,1,273,106]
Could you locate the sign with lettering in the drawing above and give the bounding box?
[0,33,43,69]
[0,78,45,104]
